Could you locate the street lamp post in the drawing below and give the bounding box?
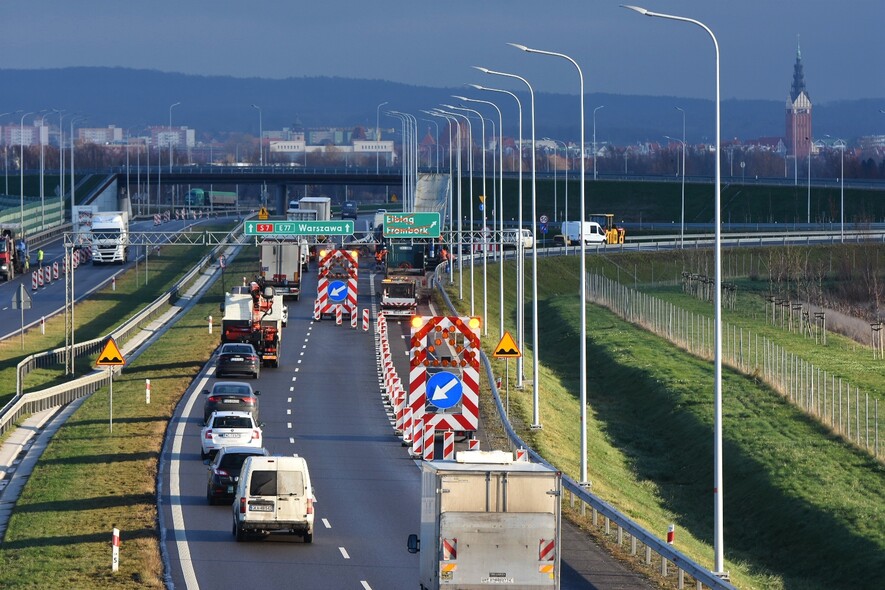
[476,62,540,428]
[20,111,35,234]
[676,106,686,248]
[456,93,505,340]
[38,112,53,231]
[0,112,22,197]
[251,104,263,166]
[168,102,181,172]
[424,110,458,284]
[510,43,587,466]
[69,116,86,224]
[624,4,727,577]
[593,105,604,181]
[469,82,525,387]
[420,118,440,172]
[376,101,388,174]
[831,138,846,242]
[545,138,568,223]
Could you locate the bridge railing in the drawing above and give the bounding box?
[433,263,737,590]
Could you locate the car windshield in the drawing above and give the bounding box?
[213,384,251,395]
[212,416,253,428]
[219,453,259,471]
[224,345,254,355]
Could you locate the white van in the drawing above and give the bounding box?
[502,228,534,250]
[232,455,316,542]
[559,221,607,246]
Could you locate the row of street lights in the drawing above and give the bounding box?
[378,5,729,579]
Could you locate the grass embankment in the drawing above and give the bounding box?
[0,243,257,589]
[449,252,885,590]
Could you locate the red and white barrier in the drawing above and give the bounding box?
[422,420,435,461]
[362,308,370,331]
[37,270,44,288]
[313,299,321,321]
[667,524,675,544]
[53,261,59,280]
[443,430,455,460]
[468,439,480,451]
[351,309,357,329]
[146,379,151,404]
[32,272,38,291]
[516,448,528,462]
[335,305,343,326]
[43,266,51,285]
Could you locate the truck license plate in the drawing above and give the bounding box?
[481,575,513,584]
[249,504,273,512]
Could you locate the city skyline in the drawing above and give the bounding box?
[1,1,882,104]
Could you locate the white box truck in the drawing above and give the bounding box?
[90,211,129,264]
[259,240,308,299]
[298,196,332,221]
[408,450,562,589]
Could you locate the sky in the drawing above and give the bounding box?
[2,1,883,104]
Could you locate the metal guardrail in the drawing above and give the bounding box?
[433,264,737,590]
[0,223,245,438]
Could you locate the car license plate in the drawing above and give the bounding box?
[230,357,243,362]
[249,504,273,512]
[221,433,241,438]
[223,399,240,404]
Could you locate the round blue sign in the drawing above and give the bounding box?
[328,280,347,302]
[426,372,463,409]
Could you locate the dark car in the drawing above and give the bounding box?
[202,381,260,424]
[216,343,260,379]
[341,200,358,220]
[206,446,269,504]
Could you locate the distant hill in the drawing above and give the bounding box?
[1,67,880,144]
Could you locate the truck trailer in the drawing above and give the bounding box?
[221,286,284,367]
[259,240,308,299]
[408,450,562,590]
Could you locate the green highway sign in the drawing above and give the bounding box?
[383,212,441,238]
[244,220,354,236]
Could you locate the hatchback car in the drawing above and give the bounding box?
[203,382,260,424]
[207,446,269,504]
[201,411,263,460]
[216,343,260,379]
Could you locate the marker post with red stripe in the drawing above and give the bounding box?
[112,527,120,572]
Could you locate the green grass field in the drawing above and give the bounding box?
[447,251,885,590]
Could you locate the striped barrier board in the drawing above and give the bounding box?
[362,308,370,331]
[53,261,59,279]
[316,250,358,319]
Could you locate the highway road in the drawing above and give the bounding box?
[0,218,206,342]
[159,249,654,589]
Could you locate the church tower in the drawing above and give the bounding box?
[785,39,812,160]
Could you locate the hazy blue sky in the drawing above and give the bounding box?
[3,1,882,103]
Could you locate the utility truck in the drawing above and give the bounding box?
[221,284,284,367]
[379,243,431,318]
[259,239,309,299]
[0,226,26,281]
[408,450,562,590]
[91,211,129,264]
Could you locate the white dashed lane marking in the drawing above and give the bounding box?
[339,547,350,559]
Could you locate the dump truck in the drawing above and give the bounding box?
[259,240,308,300]
[379,276,418,318]
[408,450,562,589]
[221,284,284,367]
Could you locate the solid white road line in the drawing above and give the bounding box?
[171,373,212,590]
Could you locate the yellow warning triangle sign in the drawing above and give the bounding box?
[493,331,521,359]
[96,337,126,367]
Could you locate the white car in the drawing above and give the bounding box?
[201,411,263,460]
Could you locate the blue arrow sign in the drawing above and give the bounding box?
[328,280,347,302]
[426,372,463,409]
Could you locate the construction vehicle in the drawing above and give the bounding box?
[316,248,358,319]
[589,213,625,244]
[259,239,308,300]
[380,243,431,319]
[0,225,26,282]
[221,283,284,367]
[408,450,562,589]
